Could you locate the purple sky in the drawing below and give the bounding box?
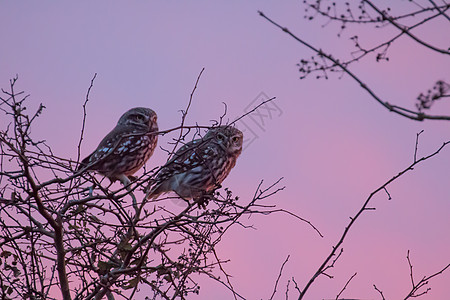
[1,1,449,299]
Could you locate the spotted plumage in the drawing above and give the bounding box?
[78,107,158,183]
[146,126,243,201]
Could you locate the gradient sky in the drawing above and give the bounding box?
[1,1,449,299]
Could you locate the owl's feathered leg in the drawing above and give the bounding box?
[88,185,94,197]
[78,185,95,197]
[117,174,138,212]
[144,179,166,200]
[79,175,101,197]
[106,290,115,300]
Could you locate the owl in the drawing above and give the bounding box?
[78,107,158,184]
[146,126,243,202]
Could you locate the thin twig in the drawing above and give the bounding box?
[403,250,450,299]
[77,73,97,164]
[169,68,205,161]
[374,284,386,300]
[414,130,424,162]
[335,272,357,300]
[269,255,290,300]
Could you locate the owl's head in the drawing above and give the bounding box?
[118,107,158,131]
[206,126,243,156]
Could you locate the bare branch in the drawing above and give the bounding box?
[258,10,450,122]
[414,130,424,163]
[77,73,97,164]
[404,250,450,299]
[335,272,357,300]
[296,137,450,299]
[373,284,386,300]
[269,255,290,300]
[362,0,450,55]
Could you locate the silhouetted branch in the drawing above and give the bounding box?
[416,80,450,112]
[373,284,386,300]
[269,255,290,300]
[335,272,357,300]
[404,250,450,299]
[77,73,97,164]
[362,0,449,55]
[258,10,450,122]
[169,68,205,162]
[296,138,450,299]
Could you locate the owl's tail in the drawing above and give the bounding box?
[144,181,165,200]
[75,155,92,173]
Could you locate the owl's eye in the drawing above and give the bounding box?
[134,114,145,122]
[232,136,240,143]
[217,134,226,141]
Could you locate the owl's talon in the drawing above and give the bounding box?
[128,175,138,182]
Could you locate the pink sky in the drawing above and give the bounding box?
[1,1,449,299]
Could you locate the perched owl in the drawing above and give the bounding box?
[78,107,158,184]
[146,126,243,201]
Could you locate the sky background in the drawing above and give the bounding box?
[1,1,449,299]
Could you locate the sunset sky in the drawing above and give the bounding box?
[1,1,449,299]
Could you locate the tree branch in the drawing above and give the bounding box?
[258,11,450,122]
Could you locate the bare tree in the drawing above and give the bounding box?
[0,75,315,299]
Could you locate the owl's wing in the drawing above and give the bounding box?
[77,125,148,172]
[163,137,215,175]
[146,136,214,193]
